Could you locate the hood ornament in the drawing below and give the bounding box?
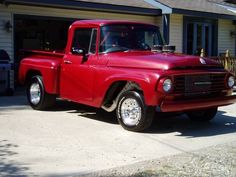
[200,58,206,64]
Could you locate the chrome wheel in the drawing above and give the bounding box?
[116,91,154,132]
[120,98,142,126]
[30,82,41,105]
[27,76,56,110]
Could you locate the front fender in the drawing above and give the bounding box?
[96,71,160,106]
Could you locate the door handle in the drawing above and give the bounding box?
[64,60,72,64]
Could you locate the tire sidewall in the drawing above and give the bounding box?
[187,107,218,121]
[116,91,147,131]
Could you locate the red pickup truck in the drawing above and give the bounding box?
[19,20,236,132]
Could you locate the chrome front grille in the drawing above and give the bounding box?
[174,73,226,95]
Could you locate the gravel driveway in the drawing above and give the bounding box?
[85,141,236,177]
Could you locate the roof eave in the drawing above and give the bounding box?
[1,0,162,16]
[172,8,236,20]
[144,0,172,14]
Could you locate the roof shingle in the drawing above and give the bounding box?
[157,0,236,16]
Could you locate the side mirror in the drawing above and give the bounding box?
[71,47,85,55]
[71,47,88,62]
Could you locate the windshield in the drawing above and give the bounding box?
[99,24,165,53]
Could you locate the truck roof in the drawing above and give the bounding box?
[71,20,153,27]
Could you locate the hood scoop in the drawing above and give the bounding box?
[153,45,176,53]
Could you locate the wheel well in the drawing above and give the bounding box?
[102,81,142,107]
[25,70,41,85]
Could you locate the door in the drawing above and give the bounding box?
[14,15,73,88]
[60,28,97,104]
[186,22,213,56]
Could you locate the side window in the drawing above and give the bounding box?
[72,28,97,54]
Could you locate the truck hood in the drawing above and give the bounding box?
[106,51,222,70]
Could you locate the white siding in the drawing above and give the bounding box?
[0,5,14,89]
[218,19,236,56]
[169,14,183,53]
[0,6,13,60]
[155,16,163,35]
[9,4,156,24]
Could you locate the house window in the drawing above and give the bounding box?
[183,17,218,56]
[186,23,212,56]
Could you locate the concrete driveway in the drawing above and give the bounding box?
[0,94,236,176]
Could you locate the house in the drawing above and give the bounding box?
[0,0,235,90]
[147,0,236,56]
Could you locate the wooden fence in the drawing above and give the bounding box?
[201,49,236,76]
[212,56,236,76]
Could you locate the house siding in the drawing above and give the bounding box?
[155,16,163,35]
[218,19,236,56]
[2,4,159,57]
[169,14,183,53]
[0,5,14,89]
[9,4,157,23]
[0,6,13,60]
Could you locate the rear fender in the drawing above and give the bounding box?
[40,66,60,94]
[19,58,60,94]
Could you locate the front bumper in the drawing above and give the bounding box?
[157,95,236,112]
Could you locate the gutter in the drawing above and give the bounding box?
[216,3,236,14]
[144,0,236,20]
[172,8,236,20]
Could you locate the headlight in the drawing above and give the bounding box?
[228,76,235,88]
[163,79,172,92]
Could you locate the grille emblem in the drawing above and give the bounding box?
[200,58,206,64]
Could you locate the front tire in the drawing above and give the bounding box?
[186,107,218,122]
[27,75,56,110]
[116,91,155,132]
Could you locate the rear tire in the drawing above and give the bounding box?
[186,107,218,122]
[27,75,56,110]
[116,91,155,132]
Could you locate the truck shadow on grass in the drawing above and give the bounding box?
[0,140,31,177]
